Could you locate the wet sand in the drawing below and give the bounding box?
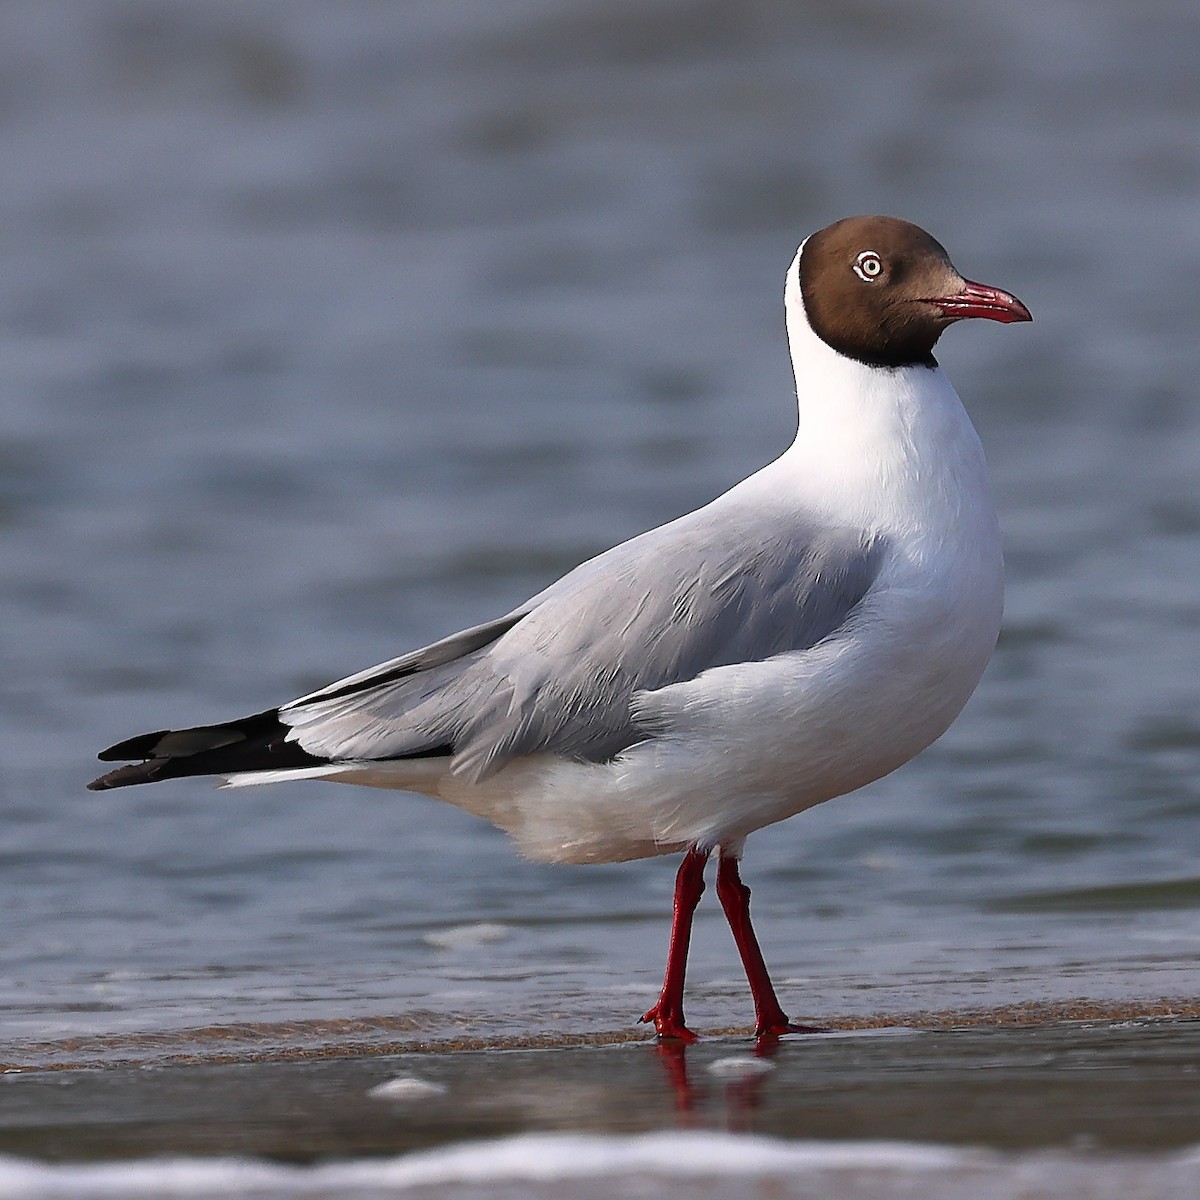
[3,996,1196,1072]
[1,1002,1197,1164]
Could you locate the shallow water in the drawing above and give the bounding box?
[1,1019,1199,1197]
[4,1017,1200,1156]
[1,0,1198,1087]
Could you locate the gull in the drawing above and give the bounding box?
[89,216,1031,1041]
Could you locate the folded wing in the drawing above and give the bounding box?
[281,505,885,781]
[90,502,884,790]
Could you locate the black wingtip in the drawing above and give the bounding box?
[88,759,171,790]
[87,709,329,793]
[97,730,173,762]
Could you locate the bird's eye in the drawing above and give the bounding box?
[852,251,883,282]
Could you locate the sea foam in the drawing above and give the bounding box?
[0,1134,1197,1199]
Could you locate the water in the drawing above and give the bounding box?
[0,0,1198,1183]
[2,1021,1199,1195]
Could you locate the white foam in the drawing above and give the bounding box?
[422,922,511,950]
[705,1054,776,1079]
[367,1075,448,1101]
[0,1134,1198,1199]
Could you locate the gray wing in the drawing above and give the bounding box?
[289,610,530,706]
[282,503,886,780]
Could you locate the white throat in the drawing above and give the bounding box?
[769,244,996,548]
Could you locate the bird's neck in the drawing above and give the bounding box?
[771,256,992,535]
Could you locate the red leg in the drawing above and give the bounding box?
[715,852,815,1038]
[640,845,710,1041]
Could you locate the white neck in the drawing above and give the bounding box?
[768,244,993,538]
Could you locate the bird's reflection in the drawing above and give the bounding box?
[650,1033,786,1130]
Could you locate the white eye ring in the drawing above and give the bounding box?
[853,251,883,282]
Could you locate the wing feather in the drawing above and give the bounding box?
[282,503,886,780]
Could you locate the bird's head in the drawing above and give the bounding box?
[799,215,1031,369]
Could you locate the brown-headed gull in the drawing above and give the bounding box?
[90,216,1030,1041]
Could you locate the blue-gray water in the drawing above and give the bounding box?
[1,0,1199,1067]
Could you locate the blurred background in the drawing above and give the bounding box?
[1,0,1198,1053]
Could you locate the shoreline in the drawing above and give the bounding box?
[2,1008,1198,1165]
[4,996,1196,1073]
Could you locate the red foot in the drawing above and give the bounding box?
[754,1019,827,1038]
[640,1003,699,1042]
